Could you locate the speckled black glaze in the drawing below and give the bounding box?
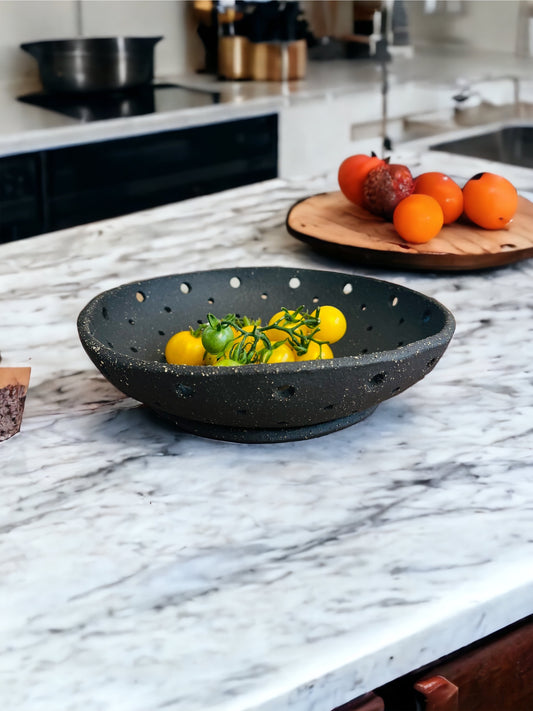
[77,267,455,443]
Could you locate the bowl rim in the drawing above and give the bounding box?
[77,267,456,375]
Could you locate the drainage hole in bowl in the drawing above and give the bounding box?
[158,330,165,336]
[208,297,214,304]
[180,282,191,294]
[176,383,194,398]
[361,303,367,311]
[370,372,386,387]
[391,296,399,307]
[102,306,109,320]
[289,277,301,289]
[107,341,114,349]
[128,318,135,325]
[164,306,172,313]
[136,291,146,302]
[274,384,296,400]
[230,276,241,289]
[130,346,138,353]
[426,357,437,369]
[261,292,268,300]
[323,403,334,410]
[343,283,353,295]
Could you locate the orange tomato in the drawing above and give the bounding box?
[393,194,444,244]
[413,171,463,224]
[338,153,384,206]
[462,172,518,230]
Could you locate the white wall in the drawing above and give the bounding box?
[275,1,523,56]
[0,0,205,88]
[405,0,521,54]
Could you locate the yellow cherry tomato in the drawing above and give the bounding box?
[312,305,347,344]
[165,330,205,366]
[261,342,297,363]
[232,324,258,351]
[203,351,220,365]
[267,310,305,342]
[229,324,265,362]
[296,341,333,361]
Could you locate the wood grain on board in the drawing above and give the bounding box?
[286,191,533,271]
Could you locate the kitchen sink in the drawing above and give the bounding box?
[430,125,533,169]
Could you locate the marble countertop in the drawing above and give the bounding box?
[3,45,533,158]
[2,141,533,711]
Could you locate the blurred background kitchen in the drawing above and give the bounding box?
[2,0,533,243]
[0,0,528,88]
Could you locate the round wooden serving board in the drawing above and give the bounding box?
[286,191,533,271]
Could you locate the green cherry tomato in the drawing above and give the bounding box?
[215,358,241,367]
[201,325,234,354]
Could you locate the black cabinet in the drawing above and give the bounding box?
[0,152,43,242]
[0,114,278,242]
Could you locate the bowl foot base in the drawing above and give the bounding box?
[154,406,379,444]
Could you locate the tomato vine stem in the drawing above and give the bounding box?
[191,306,326,364]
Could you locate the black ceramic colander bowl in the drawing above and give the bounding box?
[77,267,455,443]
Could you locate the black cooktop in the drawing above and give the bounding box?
[18,83,221,122]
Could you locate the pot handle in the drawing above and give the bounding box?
[145,36,164,47]
[20,42,41,58]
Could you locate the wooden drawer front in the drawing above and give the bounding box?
[414,619,533,711]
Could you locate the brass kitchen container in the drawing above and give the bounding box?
[218,36,250,80]
[250,39,306,81]
[218,37,306,81]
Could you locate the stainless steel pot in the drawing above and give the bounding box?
[20,36,163,94]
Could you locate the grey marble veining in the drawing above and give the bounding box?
[2,153,533,711]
